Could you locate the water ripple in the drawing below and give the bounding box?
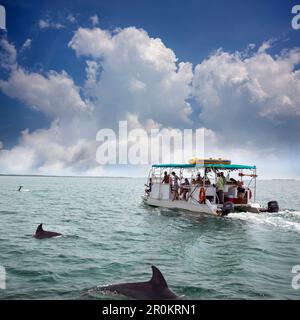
[0,177,300,300]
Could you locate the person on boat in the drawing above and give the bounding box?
[162,171,170,184]
[237,181,246,200]
[171,172,179,201]
[229,178,238,185]
[204,175,211,186]
[216,173,225,204]
[145,178,152,195]
[180,178,190,201]
[220,172,227,184]
[195,173,203,185]
[191,178,197,185]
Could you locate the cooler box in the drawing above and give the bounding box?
[225,195,235,203]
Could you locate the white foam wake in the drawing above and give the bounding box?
[228,210,300,233]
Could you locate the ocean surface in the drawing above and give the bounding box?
[0,176,300,300]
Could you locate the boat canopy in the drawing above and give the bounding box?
[152,164,195,169]
[152,163,256,170]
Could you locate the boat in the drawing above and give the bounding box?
[142,160,279,216]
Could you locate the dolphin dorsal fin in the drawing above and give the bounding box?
[36,224,44,233]
[150,266,168,288]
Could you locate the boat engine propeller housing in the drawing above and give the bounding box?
[267,201,279,213]
[222,202,234,216]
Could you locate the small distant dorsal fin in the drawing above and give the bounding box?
[150,266,168,288]
[36,224,44,233]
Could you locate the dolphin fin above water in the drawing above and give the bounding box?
[150,265,168,289]
[34,224,62,239]
[97,265,180,300]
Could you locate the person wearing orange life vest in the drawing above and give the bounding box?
[199,187,206,204]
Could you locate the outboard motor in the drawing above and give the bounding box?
[222,202,234,216]
[267,201,279,213]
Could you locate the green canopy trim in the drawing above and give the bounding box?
[152,163,256,170]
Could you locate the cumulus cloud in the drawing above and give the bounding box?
[67,14,77,24]
[0,38,17,70]
[192,46,300,149]
[89,15,99,26]
[69,26,193,127]
[20,38,32,53]
[69,27,113,58]
[39,19,64,30]
[0,121,99,175]
[0,39,91,119]
[0,68,91,118]
[0,22,300,177]
[0,39,98,174]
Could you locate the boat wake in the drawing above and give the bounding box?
[229,210,300,233]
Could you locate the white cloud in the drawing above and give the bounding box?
[89,15,99,26]
[257,39,274,54]
[0,121,99,175]
[69,27,113,58]
[0,67,90,118]
[67,14,77,24]
[0,39,98,175]
[1,24,300,177]
[0,38,17,70]
[85,60,101,86]
[69,26,193,127]
[20,38,32,52]
[39,19,64,30]
[192,47,300,150]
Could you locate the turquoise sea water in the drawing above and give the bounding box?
[0,176,300,300]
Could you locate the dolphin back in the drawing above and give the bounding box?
[150,265,168,288]
[34,224,62,239]
[97,265,179,300]
[35,223,44,234]
[149,266,179,299]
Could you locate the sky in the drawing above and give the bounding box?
[0,0,299,178]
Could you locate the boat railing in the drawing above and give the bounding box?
[149,179,254,206]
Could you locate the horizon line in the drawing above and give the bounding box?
[0,173,299,181]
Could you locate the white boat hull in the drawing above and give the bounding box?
[143,196,218,215]
[143,196,263,216]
